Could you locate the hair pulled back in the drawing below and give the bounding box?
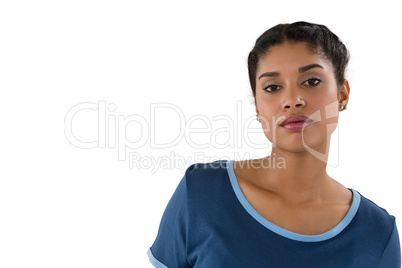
[247,21,350,98]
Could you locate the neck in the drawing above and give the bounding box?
[258,144,332,203]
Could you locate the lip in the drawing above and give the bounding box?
[280,115,314,131]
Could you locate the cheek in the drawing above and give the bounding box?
[256,99,280,139]
[311,85,338,108]
[309,90,339,134]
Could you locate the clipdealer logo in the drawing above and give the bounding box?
[63,100,271,169]
[64,100,341,171]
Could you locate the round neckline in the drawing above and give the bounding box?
[226,159,361,242]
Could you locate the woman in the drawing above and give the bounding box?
[147,22,401,267]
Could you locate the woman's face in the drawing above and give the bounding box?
[255,42,349,156]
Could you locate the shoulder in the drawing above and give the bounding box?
[357,191,396,225]
[185,159,228,176]
[353,190,396,239]
[181,159,233,203]
[184,159,229,186]
[354,191,401,267]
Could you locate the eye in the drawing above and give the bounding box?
[303,77,322,86]
[263,84,281,92]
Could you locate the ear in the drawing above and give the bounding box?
[338,80,350,109]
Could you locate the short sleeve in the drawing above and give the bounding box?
[148,175,190,268]
[378,222,401,268]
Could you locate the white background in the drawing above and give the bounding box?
[1,0,401,267]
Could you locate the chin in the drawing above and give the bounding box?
[269,133,329,155]
[273,142,313,154]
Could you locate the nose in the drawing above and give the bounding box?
[282,92,305,110]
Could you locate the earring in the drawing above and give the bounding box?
[256,114,259,121]
[340,102,347,111]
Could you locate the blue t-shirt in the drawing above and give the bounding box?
[148,160,401,267]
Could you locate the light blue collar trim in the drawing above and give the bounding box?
[226,160,361,242]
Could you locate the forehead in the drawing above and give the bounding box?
[258,42,333,73]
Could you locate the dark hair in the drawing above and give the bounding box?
[247,21,350,98]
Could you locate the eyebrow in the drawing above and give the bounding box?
[298,63,324,73]
[258,63,325,80]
